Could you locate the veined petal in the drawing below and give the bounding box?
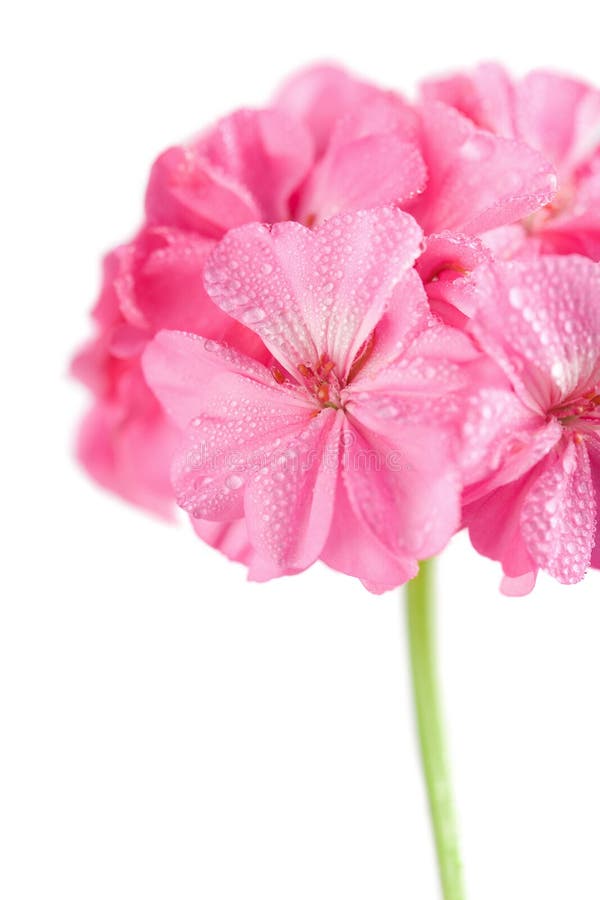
[521,439,596,584]
[274,63,416,157]
[321,464,418,591]
[470,256,600,412]
[516,71,600,175]
[245,409,342,569]
[406,101,557,235]
[145,109,313,236]
[142,330,285,429]
[146,146,259,238]
[203,208,423,378]
[460,388,562,496]
[296,133,426,226]
[341,417,460,561]
[345,269,431,379]
[171,372,314,521]
[194,108,314,221]
[420,63,517,137]
[348,315,479,424]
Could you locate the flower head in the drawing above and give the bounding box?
[143,209,480,590]
[462,255,600,594]
[421,64,600,259]
[73,64,426,525]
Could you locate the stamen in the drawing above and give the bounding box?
[298,363,314,378]
[317,383,330,404]
[272,368,285,385]
[553,387,600,434]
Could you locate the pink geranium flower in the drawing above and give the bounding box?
[421,64,600,259]
[399,96,558,329]
[462,255,600,595]
[143,209,480,590]
[73,65,426,524]
[71,226,266,517]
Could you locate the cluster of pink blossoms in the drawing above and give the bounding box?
[73,62,600,595]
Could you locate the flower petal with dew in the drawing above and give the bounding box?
[462,255,600,593]
[405,101,557,236]
[422,64,600,259]
[143,209,480,590]
[74,66,426,532]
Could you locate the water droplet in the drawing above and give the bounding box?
[240,307,266,325]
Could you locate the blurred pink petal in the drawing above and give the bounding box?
[422,64,600,259]
[406,102,557,235]
[275,62,418,157]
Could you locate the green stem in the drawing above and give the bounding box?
[405,558,465,900]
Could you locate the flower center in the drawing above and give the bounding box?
[524,180,575,233]
[552,389,600,438]
[271,353,343,411]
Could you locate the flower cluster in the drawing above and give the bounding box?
[72,62,600,595]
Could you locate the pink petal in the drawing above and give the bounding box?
[340,417,461,561]
[416,231,493,325]
[354,269,431,376]
[516,71,600,174]
[349,305,480,422]
[296,132,426,226]
[192,517,255,565]
[194,108,314,221]
[521,439,596,584]
[321,462,418,591]
[587,441,600,570]
[465,470,539,581]
[142,330,305,430]
[274,63,415,157]
[145,109,313,236]
[406,102,557,235]
[460,388,562,497]
[116,227,268,358]
[75,379,178,520]
[540,171,600,261]
[471,256,600,412]
[171,372,314,522]
[145,145,259,238]
[479,224,532,260]
[293,97,424,225]
[500,572,538,596]
[244,409,343,569]
[191,518,292,581]
[420,63,517,137]
[115,227,213,332]
[203,208,423,378]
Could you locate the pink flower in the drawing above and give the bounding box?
[73,65,426,523]
[399,98,557,328]
[406,100,557,239]
[143,209,480,591]
[421,64,600,259]
[72,227,266,517]
[148,76,426,232]
[461,255,600,595]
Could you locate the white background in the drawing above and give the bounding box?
[2,1,600,897]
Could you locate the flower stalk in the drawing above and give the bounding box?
[405,558,465,900]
